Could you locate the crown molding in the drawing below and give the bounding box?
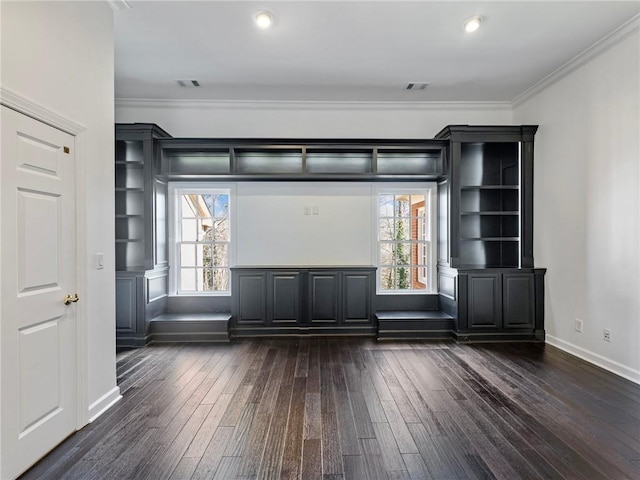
[107,0,131,12]
[1,87,86,135]
[115,98,512,112]
[513,13,640,108]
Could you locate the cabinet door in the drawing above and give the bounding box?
[236,272,267,325]
[503,273,534,329]
[116,276,138,334]
[308,272,340,324]
[269,272,302,325]
[467,273,502,328]
[342,271,372,325]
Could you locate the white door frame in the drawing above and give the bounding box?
[1,87,90,429]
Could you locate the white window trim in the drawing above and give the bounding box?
[372,183,437,295]
[168,182,237,296]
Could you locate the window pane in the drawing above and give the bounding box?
[181,219,197,241]
[396,242,411,266]
[410,194,426,209]
[379,218,394,241]
[394,219,411,241]
[198,219,213,241]
[180,244,196,267]
[379,195,394,217]
[212,244,228,266]
[214,194,229,218]
[379,243,395,266]
[211,219,229,241]
[196,244,209,267]
[395,196,410,217]
[181,196,195,217]
[181,269,196,291]
[212,268,230,291]
[379,267,396,290]
[197,268,213,291]
[396,267,412,289]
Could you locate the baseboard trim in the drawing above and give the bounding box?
[88,386,122,423]
[545,335,640,385]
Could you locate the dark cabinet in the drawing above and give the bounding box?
[308,271,340,325]
[467,273,502,329]
[236,272,267,325]
[232,267,375,336]
[270,272,302,325]
[343,272,373,324]
[457,269,544,340]
[503,273,535,328]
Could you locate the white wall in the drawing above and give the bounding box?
[514,31,640,383]
[115,100,512,139]
[237,182,374,266]
[1,0,119,421]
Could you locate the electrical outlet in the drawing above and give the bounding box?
[575,318,583,333]
[603,329,611,342]
[304,206,311,215]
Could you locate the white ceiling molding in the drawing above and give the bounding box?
[115,98,513,112]
[512,13,640,108]
[1,87,86,135]
[107,1,131,12]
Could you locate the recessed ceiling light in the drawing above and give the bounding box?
[255,10,274,29]
[464,16,482,33]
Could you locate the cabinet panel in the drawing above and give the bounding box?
[468,274,502,328]
[237,273,267,324]
[116,277,137,332]
[270,273,301,325]
[503,274,534,328]
[308,272,340,324]
[343,272,372,324]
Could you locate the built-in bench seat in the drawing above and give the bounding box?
[376,310,454,340]
[148,313,231,343]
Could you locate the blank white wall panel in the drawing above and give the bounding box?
[236,183,373,266]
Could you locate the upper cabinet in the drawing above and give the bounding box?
[115,123,172,271]
[435,125,538,269]
[156,139,447,180]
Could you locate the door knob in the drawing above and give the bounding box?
[64,293,79,305]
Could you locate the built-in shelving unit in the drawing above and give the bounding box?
[435,125,545,342]
[157,139,447,180]
[115,123,545,346]
[115,124,172,347]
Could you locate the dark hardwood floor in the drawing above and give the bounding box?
[20,338,640,479]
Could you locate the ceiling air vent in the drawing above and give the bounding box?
[406,82,430,90]
[177,79,200,88]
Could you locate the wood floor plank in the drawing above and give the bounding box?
[20,339,640,480]
[300,438,322,480]
[191,426,235,480]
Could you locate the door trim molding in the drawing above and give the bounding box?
[1,88,95,430]
[1,87,85,135]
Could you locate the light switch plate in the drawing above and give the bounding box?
[96,253,104,270]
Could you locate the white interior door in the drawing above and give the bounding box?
[1,106,78,479]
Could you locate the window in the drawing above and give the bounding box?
[172,186,232,294]
[377,188,435,293]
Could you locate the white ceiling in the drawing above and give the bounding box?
[114,1,640,102]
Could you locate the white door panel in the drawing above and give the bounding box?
[1,106,77,479]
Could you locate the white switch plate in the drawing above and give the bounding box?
[312,206,319,215]
[96,253,104,270]
[304,206,311,215]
